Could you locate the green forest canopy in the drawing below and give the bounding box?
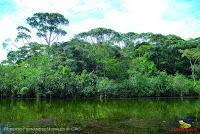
[1,12,200,99]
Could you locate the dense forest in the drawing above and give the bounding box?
[1,12,200,99]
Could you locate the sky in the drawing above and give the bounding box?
[0,0,200,60]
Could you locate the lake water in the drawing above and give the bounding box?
[0,98,200,133]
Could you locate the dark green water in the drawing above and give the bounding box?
[0,98,200,133]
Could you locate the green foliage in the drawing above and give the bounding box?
[1,14,200,98]
[180,48,200,82]
[17,12,69,45]
[15,26,31,44]
[75,70,97,97]
[18,87,29,97]
[75,27,118,43]
[128,57,157,76]
[96,77,114,98]
[170,74,193,96]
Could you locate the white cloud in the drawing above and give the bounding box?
[1,0,200,60]
[99,0,200,38]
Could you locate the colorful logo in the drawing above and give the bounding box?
[178,120,191,128]
[178,117,192,128]
[170,117,199,133]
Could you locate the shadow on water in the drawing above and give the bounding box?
[0,98,200,133]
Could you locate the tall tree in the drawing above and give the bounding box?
[15,26,31,44]
[75,28,118,43]
[26,13,69,45]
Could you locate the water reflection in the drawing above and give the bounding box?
[0,98,200,133]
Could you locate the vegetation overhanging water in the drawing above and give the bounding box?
[1,12,200,99]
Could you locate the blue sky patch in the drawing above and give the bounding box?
[162,0,200,22]
[0,0,16,15]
